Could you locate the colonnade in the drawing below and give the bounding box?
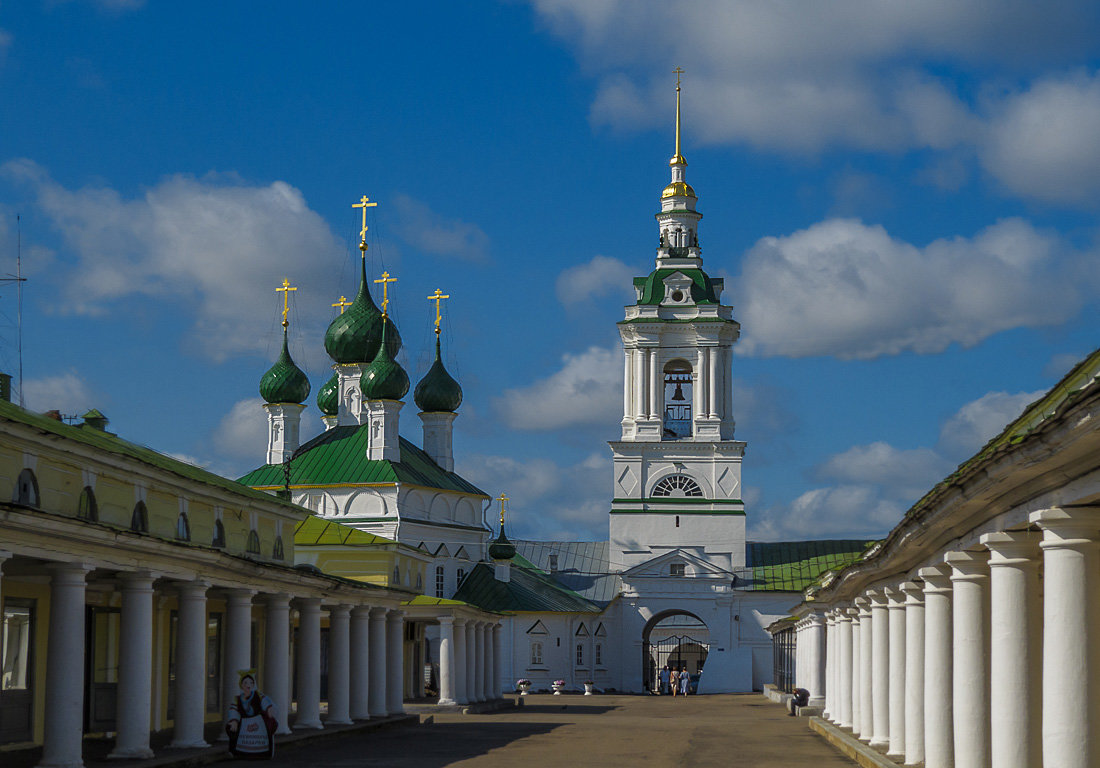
[436,617,503,706]
[28,564,416,768]
[803,507,1100,768]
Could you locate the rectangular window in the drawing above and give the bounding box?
[456,569,465,587]
[436,566,445,598]
[595,643,602,667]
[576,644,584,666]
[530,641,543,666]
[670,563,685,577]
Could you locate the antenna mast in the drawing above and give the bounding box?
[1,214,27,406]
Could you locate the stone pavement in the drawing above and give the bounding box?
[263,694,857,767]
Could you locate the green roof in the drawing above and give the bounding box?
[745,539,874,592]
[295,514,399,547]
[0,399,305,513]
[260,329,311,405]
[453,559,602,613]
[414,336,463,413]
[404,595,469,607]
[238,425,488,497]
[633,267,719,305]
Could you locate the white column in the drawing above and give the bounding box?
[823,612,835,719]
[437,617,457,705]
[110,573,156,759]
[836,609,853,729]
[385,610,404,714]
[170,582,210,748]
[492,624,503,699]
[648,347,659,419]
[368,607,388,717]
[622,349,632,422]
[465,621,478,703]
[885,586,906,759]
[805,613,825,707]
[293,598,323,729]
[794,621,804,691]
[326,605,352,725]
[920,565,954,768]
[857,597,874,741]
[218,589,254,742]
[37,563,91,768]
[473,623,486,702]
[263,594,292,735]
[453,618,469,705]
[481,623,492,700]
[707,346,717,417]
[869,590,890,750]
[1031,506,1100,768]
[349,606,371,719]
[850,605,862,736]
[901,581,925,767]
[633,348,646,420]
[946,550,990,768]
[695,347,707,425]
[981,531,1041,768]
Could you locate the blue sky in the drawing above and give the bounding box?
[0,1,1097,542]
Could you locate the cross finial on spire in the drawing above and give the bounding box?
[672,67,685,163]
[331,295,352,315]
[497,492,509,528]
[373,271,396,316]
[352,195,378,254]
[427,288,450,336]
[276,278,297,328]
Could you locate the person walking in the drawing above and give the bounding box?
[659,664,671,695]
[679,666,690,696]
[670,666,680,697]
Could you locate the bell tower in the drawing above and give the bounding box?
[609,71,747,572]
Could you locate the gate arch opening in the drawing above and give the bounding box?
[641,610,710,693]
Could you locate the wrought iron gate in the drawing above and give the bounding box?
[648,634,709,692]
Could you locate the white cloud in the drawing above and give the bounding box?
[816,441,951,501]
[212,397,320,467]
[390,193,488,262]
[21,371,97,414]
[457,452,610,540]
[750,484,903,541]
[4,160,342,362]
[982,71,1100,205]
[556,255,634,305]
[494,345,622,430]
[937,389,1044,459]
[733,217,1087,359]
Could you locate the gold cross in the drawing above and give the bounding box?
[275,278,297,328]
[352,195,378,251]
[497,492,509,527]
[427,288,450,335]
[673,66,684,90]
[373,271,397,315]
[331,295,352,315]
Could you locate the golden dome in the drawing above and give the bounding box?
[661,181,697,199]
[669,154,687,166]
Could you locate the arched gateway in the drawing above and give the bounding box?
[641,609,711,692]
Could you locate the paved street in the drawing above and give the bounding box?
[266,695,856,768]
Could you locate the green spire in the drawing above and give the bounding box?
[324,257,402,364]
[360,316,409,401]
[260,328,311,404]
[414,336,463,413]
[317,373,339,416]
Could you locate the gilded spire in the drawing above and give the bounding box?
[671,67,686,166]
[497,492,509,528]
[374,271,397,317]
[352,194,378,256]
[275,278,297,329]
[428,288,450,336]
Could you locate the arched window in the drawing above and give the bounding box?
[176,513,190,541]
[662,359,693,439]
[435,566,445,598]
[272,536,284,561]
[14,468,39,507]
[77,486,98,522]
[393,565,400,584]
[130,501,149,533]
[652,474,703,498]
[212,519,226,548]
[415,572,423,591]
[246,529,260,554]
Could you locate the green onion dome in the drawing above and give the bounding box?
[260,329,311,404]
[488,525,516,561]
[324,259,402,364]
[317,373,339,416]
[414,336,463,413]
[360,317,410,401]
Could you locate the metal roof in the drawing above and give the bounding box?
[512,540,621,605]
[452,560,602,613]
[738,539,874,592]
[238,425,487,497]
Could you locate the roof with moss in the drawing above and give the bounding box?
[238,424,488,497]
[0,399,306,514]
[739,539,876,592]
[632,267,720,305]
[294,514,425,552]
